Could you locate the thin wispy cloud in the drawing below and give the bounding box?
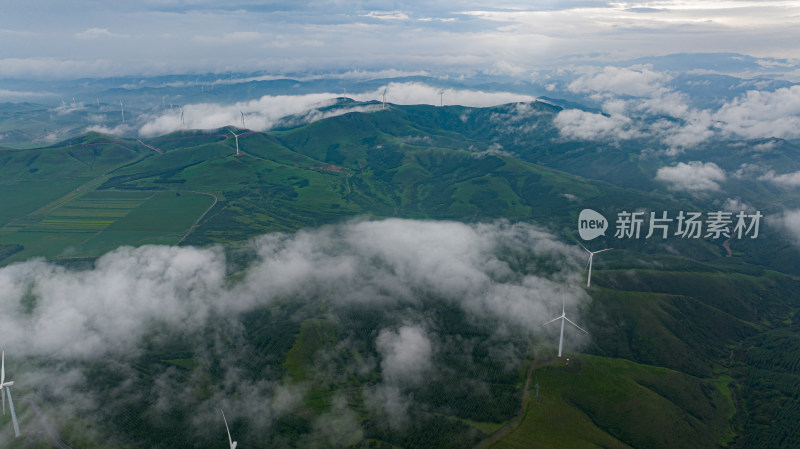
[75,28,130,40]
[362,11,410,20]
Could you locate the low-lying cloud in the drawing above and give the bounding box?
[552,66,800,151]
[759,170,800,188]
[568,66,672,99]
[553,109,641,141]
[655,161,726,192]
[132,82,535,138]
[0,218,588,443]
[376,325,433,385]
[773,209,800,245]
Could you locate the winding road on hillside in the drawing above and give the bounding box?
[471,349,544,449]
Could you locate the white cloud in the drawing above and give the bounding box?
[132,83,534,137]
[773,209,800,244]
[86,123,138,137]
[568,66,672,98]
[193,31,266,45]
[352,82,535,108]
[0,245,225,358]
[759,170,800,187]
[0,218,589,441]
[554,109,641,141]
[721,197,754,213]
[0,218,585,361]
[137,93,342,136]
[0,89,58,100]
[362,11,410,21]
[75,28,130,40]
[655,161,727,192]
[376,325,432,385]
[714,85,800,139]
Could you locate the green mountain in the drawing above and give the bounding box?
[2,102,800,449]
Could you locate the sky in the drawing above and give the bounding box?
[1,0,799,79]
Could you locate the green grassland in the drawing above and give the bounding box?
[491,355,734,449]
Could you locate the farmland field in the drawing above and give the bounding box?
[0,190,214,263]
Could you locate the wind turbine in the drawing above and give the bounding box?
[120,100,125,123]
[578,242,612,288]
[221,410,237,449]
[179,106,184,128]
[439,90,444,107]
[1,351,21,438]
[228,129,241,156]
[543,296,588,358]
[240,111,245,128]
[382,88,387,109]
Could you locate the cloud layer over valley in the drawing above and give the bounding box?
[0,218,587,444]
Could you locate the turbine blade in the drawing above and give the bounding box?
[542,316,562,327]
[222,409,233,447]
[7,388,20,437]
[2,387,5,416]
[592,248,613,255]
[1,351,4,384]
[576,241,590,253]
[565,317,589,334]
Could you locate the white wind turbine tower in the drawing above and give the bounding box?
[439,90,444,107]
[221,410,237,449]
[119,100,125,123]
[179,106,184,128]
[578,242,612,288]
[1,351,21,438]
[228,129,242,156]
[543,296,588,358]
[240,111,245,129]
[382,88,387,109]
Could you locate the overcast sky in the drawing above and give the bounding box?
[2,1,799,79]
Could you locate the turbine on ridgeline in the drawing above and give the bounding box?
[543,296,588,358]
[228,129,242,156]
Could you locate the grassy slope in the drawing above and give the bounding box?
[492,355,733,449]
